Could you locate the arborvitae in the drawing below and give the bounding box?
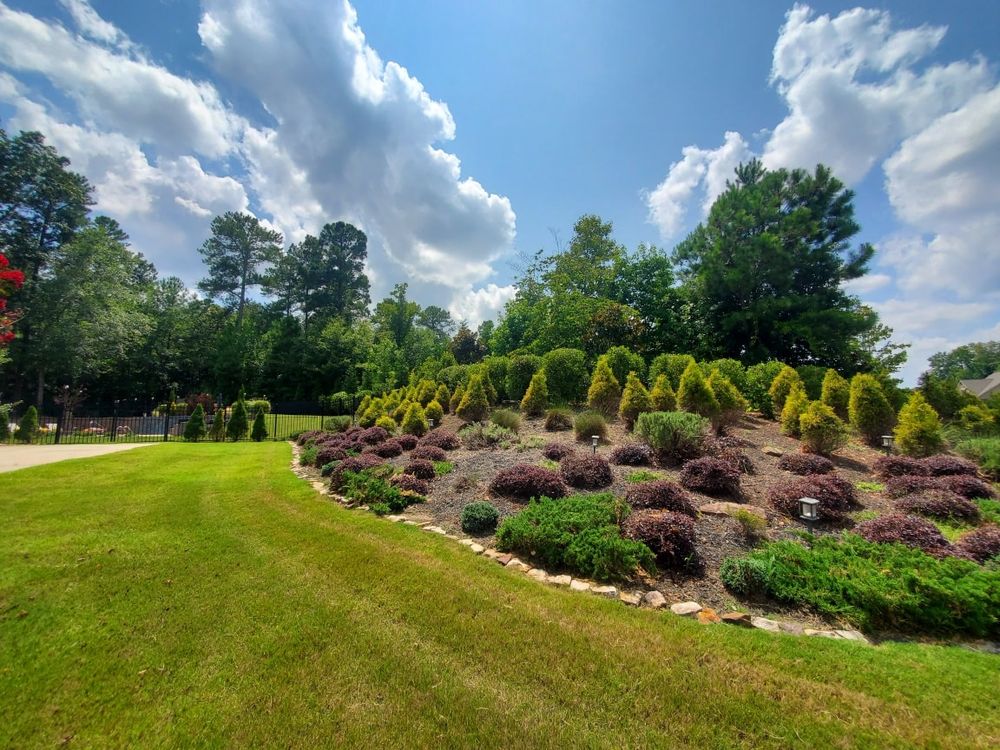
[587,356,622,417]
[425,399,444,425]
[209,408,227,441]
[15,406,38,444]
[435,383,451,412]
[475,366,498,405]
[184,404,207,442]
[708,370,748,429]
[820,369,851,421]
[251,409,268,442]
[415,379,437,406]
[799,400,849,456]
[650,374,676,412]
[392,400,410,424]
[768,365,803,419]
[376,415,397,433]
[619,371,653,429]
[449,385,465,414]
[359,404,380,428]
[677,361,719,419]
[848,373,895,445]
[227,396,249,441]
[354,394,372,421]
[457,374,490,422]
[894,391,944,457]
[520,370,549,417]
[401,401,429,436]
[780,383,809,437]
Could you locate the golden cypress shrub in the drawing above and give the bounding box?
[780,383,809,437]
[401,402,429,436]
[848,373,896,445]
[425,399,445,425]
[457,375,490,422]
[449,385,465,413]
[375,415,397,433]
[820,369,851,421]
[520,370,549,417]
[799,400,849,455]
[650,374,676,412]
[619,371,654,429]
[587,356,622,417]
[415,379,437,406]
[768,365,802,419]
[708,370,748,430]
[435,383,451,412]
[677,361,719,419]
[894,391,944,457]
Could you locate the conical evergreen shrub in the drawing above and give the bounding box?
[425,399,444,425]
[677,361,719,419]
[619,371,653,429]
[768,365,802,419]
[650,374,676,412]
[227,396,249,441]
[209,409,226,442]
[392,400,410,424]
[894,391,944,457]
[251,409,268,442]
[849,373,896,445]
[708,371,748,430]
[587,356,621,417]
[820,368,851,421]
[15,406,38,443]
[457,375,490,422]
[799,400,849,455]
[401,401,430,436]
[780,383,809,437]
[184,404,207,442]
[376,415,397,433]
[520,370,549,417]
[416,379,437,406]
[435,383,451,412]
[449,385,465,414]
[354,394,371,421]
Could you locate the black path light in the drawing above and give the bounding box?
[881,434,895,455]
[798,496,819,534]
[591,435,599,454]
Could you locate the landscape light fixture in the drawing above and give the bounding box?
[591,435,599,454]
[798,496,819,535]
[881,435,894,455]
[429,418,435,429]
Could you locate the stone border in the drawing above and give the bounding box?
[289,442,871,646]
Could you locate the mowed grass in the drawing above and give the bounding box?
[0,445,997,748]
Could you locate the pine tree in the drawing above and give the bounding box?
[894,391,944,457]
[587,356,621,417]
[457,374,490,422]
[15,406,38,444]
[251,409,268,442]
[677,361,719,419]
[820,368,851,421]
[435,383,451,412]
[209,409,227,442]
[619,371,653,429]
[780,383,809,437]
[227,393,249,441]
[768,365,802,419]
[401,401,429,436]
[799,400,849,455]
[848,373,895,445]
[449,385,465,414]
[520,370,549,417]
[708,370,748,430]
[650,374,676,412]
[184,404,207,442]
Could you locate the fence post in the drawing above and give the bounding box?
[272,411,277,441]
[54,400,66,444]
[162,411,170,442]
[110,400,119,442]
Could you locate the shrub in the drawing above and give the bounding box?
[367,439,404,459]
[449,386,465,414]
[922,454,979,477]
[609,443,652,466]
[354,394,371,421]
[251,409,268,442]
[779,384,809,437]
[401,402,430,437]
[520,370,549,417]
[622,510,696,567]
[538,409,571,435]
[183,404,207,442]
[459,422,516,449]
[768,366,803,419]
[798,400,849,455]
[329,454,385,490]
[375,415,397,433]
[884,474,938,498]
[490,408,521,433]
[649,353,695,390]
[855,514,952,555]
[542,347,588,404]
[872,455,928,479]
[745,361,785,418]
[707,371,747,430]
[299,445,318,466]
[635,411,709,464]
[420,429,460,450]
[462,502,500,535]
[679,457,740,497]
[602,346,646,386]
[894,392,944,458]
[434,383,451,412]
[733,509,768,544]
[956,526,1000,564]
[402,458,434,480]
[958,404,996,435]
[937,474,996,501]
[677,361,719,420]
[586,356,621,417]
[457,375,490,422]
[795,365,827,400]
[316,445,349,466]
[483,356,511,402]
[391,400,410,424]
[705,358,748,394]
[624,480,696,515]
[438,364,469,390]
[573,411,608,443]
[849,373,895,445]
[395,433,419,451]
[389,473,430,495]
[716,447,755,476]
[358,426,390,445]
[496,494,654,579]
[720,534,997,636]
[650,374,676,412]
[424,399,445,425]
[768,475,858,521]
[820,369,850,420]
[897,490,981,522]
[560,453,613,489]
[245,398,271,415]
[209,409,226,441]
[542,442,574,461]
[489,464,568,499]
[410,444,447,462]
[618,371,654,429]
[506,354,543,402]
[777,453,834,475]
[324,415,352,433]
[415,379,437,406]
[342,470,424,515]
[226,397,249,441]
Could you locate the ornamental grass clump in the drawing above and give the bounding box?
[635,411,709,464]
[820,368,851,420]
[573,411,608,443]
[777,453,834,475]
[768,475,858,522]
[404,458,436,480]
[559,453,613,489]
[896,490,981,523]
[542,442,574,461]
[619,371,654,429]
[489,464,568,500]
[798,400,849,455]
[679,456,741,497]
[461,501,500,535]
[609,443,652,466]
[456,375,490,423]
[849,373,895,445]
[894,392,944,458]
[458,422,515,450]
[544,407,572,431]
[621,510,696,568]
[490,408,521,433]
[956,525,1000,564]
[624,480,696,516]
[183,404,207,442]
[587,357,621,417]
[677,361,719,421]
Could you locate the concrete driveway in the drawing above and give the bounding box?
[0,443,159,473]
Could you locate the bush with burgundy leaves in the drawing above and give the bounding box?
[621,509,696,567]
[404,458,437,480]
[956,525,1000,564]
[419,430,460,450]
[884,474,938,498]
[315,445,349,467]
[358,426,390,445]
[679,456,740,497]
[364,439,403,458]
[489,464,568,499]
[542,442,574,461]
[389,473,430,496]
[854,514,952,556]
[410,445,447,462]
[872,455,928,479]
[768,475,858,521]
[395,434,419,451]
[937,475,996,500]
[896,490,981,522]
[609,443,653,466]
[559,454,613,489]
[922,455,979,477]
[777,453,834,475]
[329,453,385,490]
[624,480,696,516]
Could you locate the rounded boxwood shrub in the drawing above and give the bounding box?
[619,371,654,429]
[650,374,676,412]
[560,454,613,489]
[410,444,447,462]
[573,411,608,443]
[316,445,349,466]
[586,356,621,417]
[489,464,568,499]
[798,400,849,455]
[542,347,588,404]
[461,501,500,535]
[820,369,851,420]
[544,407,572,431]
[396,433,419,451]
[390,473,430,495]
[873,455,928,479]
[894,392,944,458]
[609,443,652,466]
[768,475,858,521]
[849,373,895,445]
[621,509,696,567]
[635,411,709,464]
[649,353,695,390]
[420,429,460,450]
[404,458,436,480]
[329,454,384,490]
[956,525,1000,564]
[896,490,981,522]
[855,514,952,556]
[542,442,574,461]
[777,453,834,475]
[490,408,521,433]
[624,480,696,516]
[520,371,549,417]
[679,456,740,497]
[922,455,979,477]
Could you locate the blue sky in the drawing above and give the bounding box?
[1,0,998,384]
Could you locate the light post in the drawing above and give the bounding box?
[428,418,435,429]
[881,434,895,455]
[591,435,599,454]
[798,496,819,535]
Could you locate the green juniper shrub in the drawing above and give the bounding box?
[627,470,662,483]
[209,409,226,442]
[768,365,803,420]
[649,374,676,412]
[250,410,268,442]
[496,493,655,579]
[977,500,1000,525]
[459,422,516,450]
[506,354,543,403]
[798,400,849,455]
[329,454,385,490]
[542,347,588,404]
[226,396,249,441]
[634,411,709,464]
[462,501,500,535]
[619,371,654,430]
[544,406,572,432]
[649,353,695,390]
[14,406,38,443]
[490,408,521,433]
[299,445,318,466]
[849,373,896,446]
[719,533,999,637]
[325,416,352,432]
[821,369,851,421]
[587,356,622,417]
[603,346,646,386]
[0,405,11,442]
[341,469,425,515]
[183,404,207,442]
[573,411,608,443]
[457,375,490,422]
[744,361,785,418]
[677,361,719,421]
[894,391,944,458]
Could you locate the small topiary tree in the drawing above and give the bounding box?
[14,406,38,444]
[434,383,451,412]
[461,501,500,535]
[209,409,226,441]
[415,379,437,406]
[401,402,430,437]
[619,371,654,429]
[894,391,944,458]
[520,370,549,417]
[650,374,676,412]
[849,373,895,446]
[226,393,249,441]
[707,370,747,431]
[448,385,464,414]
[768,365,802,419]
[820,368,850,421]
[587,356,621,417]
[798,400,849,456]
[649,353,695,389]
[677,361,719,420]
[456,374,490,422]
[779,383,809,437]
[425,399,445,425]
[251,409,268,442]
[184,404,207,442]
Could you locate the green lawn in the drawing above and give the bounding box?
[1,444,997,748]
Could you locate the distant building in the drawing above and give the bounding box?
[959,371,1000,400]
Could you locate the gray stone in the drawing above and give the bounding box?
[387,515,405,522]
[424,525,448,535]
[834,629,870,644]
[762,446,784,457]
[506,558,531,573]
[778,621,804,636]
[751,616,781,633]
[699,502,767,519]
[569,579,592,592]
[641,590,667,609]
[591,585,618,598]
[548,574,572,587]
[527,568,549,581]
[468,543,485,554]
[670,601,702,617]
[618,591,642,606]
[804,628,840,640]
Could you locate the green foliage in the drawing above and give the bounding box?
[209,409,226,442]
[341,469,423,515]
[707,370,747,429]
[745,361,785,418]
[401,402,430,437]
[354,394,372,421]
[820,369,851,420]
[506,354,542,402]
[0,405,10,442]
[894,392,944,458]
[226,396,249,441]
[720,534,999,637]
[919,374,975,421]
[627,470,663,483]
[483,356,511,402]
[456,374,490,422]
[434,461,454,476]
[603,346,646,386]
[490,408,521,432]
[245,399,271,415]
[619,371,654,429]
[798,401,849,455]
[542,348,588,404]
[795,365,827,400]
[649,374,676,412]
[248,409,267,442]
[415,379,437,406]
[705,358,748,393]
[855,482,885,493]
[449,385,465,413]
[928,341,1000,381]
[953,437,1000,480]
[768,366,802,419]
[849,373,896,445]
[461,501,500,535]
[779,384,809,437]
[434,383,451,412]
[520,370,549,417]
[649,353,695,390]
[544,407,573,431]
[458,422,517,450]
[496,494,655,580]
[470,364,498,405]
[424,399,444,425]
[732,509,767,544]
[676,361,719,419]
[635,411,709,463]
[586,356,621,417]
[958,405,996,435]
[574,411,608,443]
[375,415,397,433]
[299,445,318,466]
[15,406,38,443]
